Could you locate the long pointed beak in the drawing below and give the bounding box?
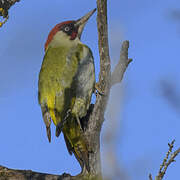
[75,8,96,39]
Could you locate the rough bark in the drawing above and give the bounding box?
[0,0,132,179]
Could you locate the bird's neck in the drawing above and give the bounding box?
[48,31,81,49]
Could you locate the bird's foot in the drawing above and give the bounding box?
[95,82,105,96]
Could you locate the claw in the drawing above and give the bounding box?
[95,82,105,96]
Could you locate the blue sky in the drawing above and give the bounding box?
[0,0,180,179]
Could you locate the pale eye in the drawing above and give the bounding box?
[64,26,70,32]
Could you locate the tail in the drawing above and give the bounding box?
[63,117,90,173]
[74,141,90,173]
[64,135,90,173]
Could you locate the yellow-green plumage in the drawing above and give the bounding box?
[39,46,80,125]
[38,32,95,172]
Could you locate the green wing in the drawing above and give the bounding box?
[38,43,95,148]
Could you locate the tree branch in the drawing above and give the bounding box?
[90,0,111,131]
[81,1,111,179]
[81,1,131,179]
[111,40,132,87]
[149,140,180,180]
[0,165,86,180]
[0,0,20,27]
[0,0,20,17]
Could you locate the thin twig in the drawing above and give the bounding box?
[158,140,175,175]
[149,140,180,180]
[160,147,180,178]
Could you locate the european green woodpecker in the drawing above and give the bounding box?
[38,9,96,173]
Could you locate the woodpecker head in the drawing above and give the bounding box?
[45,8,96,51]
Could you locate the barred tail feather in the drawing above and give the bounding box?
[74,142,90,172]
